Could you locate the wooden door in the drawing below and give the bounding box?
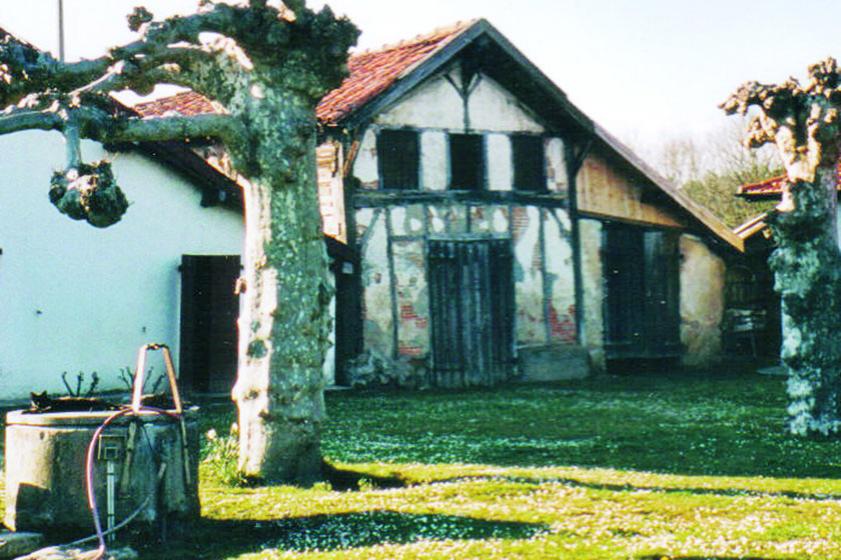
[179,255,241,393]
[427,238,515,387]
[603,224,680,359]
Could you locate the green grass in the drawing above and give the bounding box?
[8,370,841,558]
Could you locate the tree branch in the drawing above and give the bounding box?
[0,107,63,135]
[105,113,243,145]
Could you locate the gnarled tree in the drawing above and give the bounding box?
[722,58,841,436]
[0,0,358,482]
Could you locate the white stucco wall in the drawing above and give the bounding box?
[0,131,244,399]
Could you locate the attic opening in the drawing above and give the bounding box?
[511,134,545,191]
[449,133,484,190]
[377,129,419,190]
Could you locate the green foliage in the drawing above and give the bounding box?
[201,426,248,487]
[681,169,779,228]
[648,120,783,228]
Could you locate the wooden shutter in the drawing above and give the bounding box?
[180,255,241,393]
[427,238,514,387]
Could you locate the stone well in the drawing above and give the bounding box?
[4,408,199,535]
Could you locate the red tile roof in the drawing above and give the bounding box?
[128,20,477,124]
[133,91,219,118]
[316,20,476,124]
[739,163,841,197]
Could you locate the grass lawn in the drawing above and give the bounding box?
[6,369,841,558]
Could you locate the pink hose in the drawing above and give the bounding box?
[84,405,183,559]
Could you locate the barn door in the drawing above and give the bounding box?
[427,238,514,387]
[603,224,680,359]
[179,255,241,393]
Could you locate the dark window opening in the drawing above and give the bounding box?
[512,134,545,191]
[378,129,419,189]
[449,133,484,190]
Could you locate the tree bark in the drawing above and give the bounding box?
[230,93,332,483]
[768,166,841,435]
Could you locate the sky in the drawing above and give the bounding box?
[2,0,840,157]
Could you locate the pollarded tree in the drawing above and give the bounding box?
[722,58,841,436]
[0,0,358,482]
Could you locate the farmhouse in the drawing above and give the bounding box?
[0,19,744,398]
[312,19,744,385]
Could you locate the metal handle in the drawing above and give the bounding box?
[131,343,183,414]
[130,343,192,486]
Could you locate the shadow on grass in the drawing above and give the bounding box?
[323,462,407,491]
[425,474,841,502]
[143,511,548,559]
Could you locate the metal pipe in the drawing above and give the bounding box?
[57,0,65,62]
[106,459,116,544]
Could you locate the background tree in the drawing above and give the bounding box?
[0,0,358,482]
[722,58,841,436]
[650,121,781,228]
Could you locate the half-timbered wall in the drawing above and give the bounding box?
[342,63,575,382]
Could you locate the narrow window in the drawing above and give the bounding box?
[449,133,484,190]
[378,129,419,189]
[512,134,545,191]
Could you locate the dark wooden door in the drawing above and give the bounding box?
[427,237,515,387]
[179,255,241,393]
[603,224,680,359]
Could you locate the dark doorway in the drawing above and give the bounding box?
[325,236,362,386]
[179,254,241,394]
[427,237,515,387]
[603,224,681,359]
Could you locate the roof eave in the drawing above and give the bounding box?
[591,123,745,252]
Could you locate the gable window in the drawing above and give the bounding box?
[378,129,419,189]
[449,133,484,190]
[511,134,545,191]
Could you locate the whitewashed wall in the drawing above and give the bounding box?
[0,131,244,399]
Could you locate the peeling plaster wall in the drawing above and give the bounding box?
[579,219,605,370]
[679,234,725,367]
[355,201,575,363]
[511,206,545,344]
[392,238,429,357]
[0,131,244,400]
[544,209,576,343]
[356,208,394,358]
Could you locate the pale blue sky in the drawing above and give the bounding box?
[2,1,839,153]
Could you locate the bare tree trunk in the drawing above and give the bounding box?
[769,166,841,436]
[231,96,332,483]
